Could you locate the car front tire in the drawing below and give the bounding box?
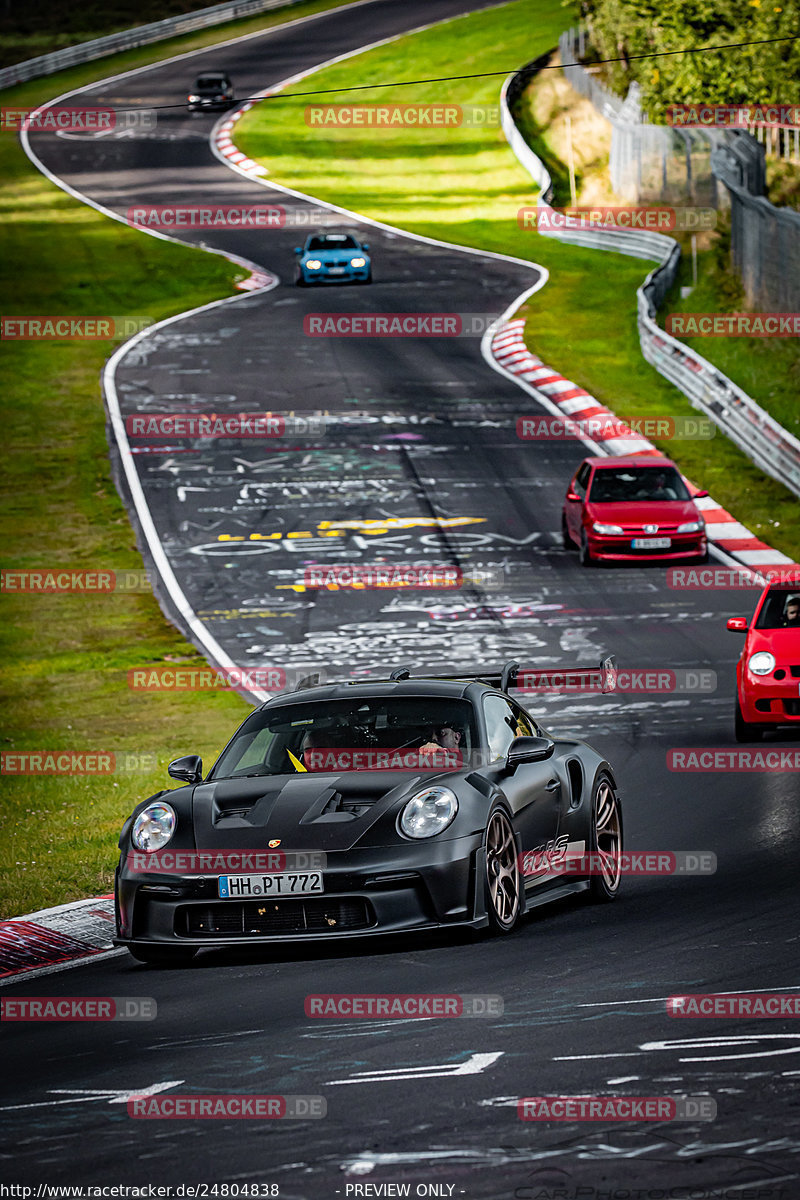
[483,806,521,934]
[735,697,764,742]
[579,530,595,567]
[562,514,574,549]
[587,773,623,903]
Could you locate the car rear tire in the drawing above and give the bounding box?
[128,946,196,967]
[483,806,521,934]
[735,698,764,742]
[579,531,595,567]
[587,774,623,903]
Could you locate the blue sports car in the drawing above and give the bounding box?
[294,230,372,285]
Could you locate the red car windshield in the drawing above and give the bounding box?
[588,466,690,503]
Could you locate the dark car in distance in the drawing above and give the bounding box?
[187,71,234,111]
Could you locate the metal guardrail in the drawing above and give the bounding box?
[500,67,800,499]
[0,0,307,90]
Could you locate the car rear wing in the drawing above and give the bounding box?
[292,656,618,694]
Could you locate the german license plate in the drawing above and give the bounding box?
[327,267,346,274]
[218,872,323,898]
[632,537,671,549]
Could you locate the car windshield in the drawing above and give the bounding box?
[755,587,800,629]
[196,76,228,89]
[588,466,690,503]
[306,234,359,251]
[208,696,478,778]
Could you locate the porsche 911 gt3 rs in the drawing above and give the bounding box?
[114,663,623,965]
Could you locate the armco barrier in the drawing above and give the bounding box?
[0,0,309,89]
[501,66,800,500]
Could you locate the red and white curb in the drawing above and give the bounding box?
[492,320,797,574]
[216,102,269,179]
[0,896,121,985]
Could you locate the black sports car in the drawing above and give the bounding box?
[114,664,623,965]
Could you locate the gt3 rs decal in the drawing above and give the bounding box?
[521,837,587,885]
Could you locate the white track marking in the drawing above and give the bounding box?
[325,1050,503,1084]
[0,1080,184,1112]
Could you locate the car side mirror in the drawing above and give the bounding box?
[293,247,301,254]
[362,243,370,251]
[694,490,709,499]
[506,736,555,768]
[168,754,203,784]
[566,490,581,502]
[726,617,748,632]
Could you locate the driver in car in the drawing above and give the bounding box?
[781,595,800,627]
[419,724,464,765]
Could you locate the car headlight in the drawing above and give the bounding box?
[677,519,704,533]
[592,522,624,535]
[305,259,322,269]
[188,94,200,102]
[132,802,176,851]
[400,786,458,839]
[748,651,776,676]
[350,257,366,267]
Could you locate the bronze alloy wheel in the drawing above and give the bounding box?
[485,808,521,933]
[590,776,623,900]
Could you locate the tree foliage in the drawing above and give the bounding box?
[581,0,800,120]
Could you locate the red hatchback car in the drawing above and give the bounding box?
[562,456,708,566]
[727,576,800,741]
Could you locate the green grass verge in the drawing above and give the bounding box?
[236,0,800,563]
[0,0,367,919]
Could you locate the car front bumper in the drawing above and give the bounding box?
[301,266,370,283]
[114,834,488,947]
[588,532,706,562]
[739,672,800,726]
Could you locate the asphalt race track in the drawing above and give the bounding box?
[3,0,800,1195]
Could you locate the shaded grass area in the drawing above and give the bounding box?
[0,0,362,89]
[0,4,374,916]
[237,0,800,562]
